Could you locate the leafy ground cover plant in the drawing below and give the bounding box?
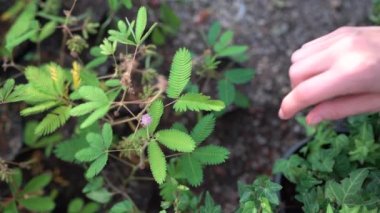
[0,1,268,212]
[370,0,380,24]
[274,114,380,212]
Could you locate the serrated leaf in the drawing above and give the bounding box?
[35,106,71,136]
[19,197,55,212]
[156,129,195,152]
[191,114,215,144]
[178,154,203,186]
[174,93,225,112]
[224,68,255,84]
[167,48,192,98]
[148,100,164,134]
[193,145,229,165]
[22,173,52,194]
[135,6,147,43]
[217,80,236,105]
[148,141,167,184]
[85,153,108,179]
[325,168,369,205]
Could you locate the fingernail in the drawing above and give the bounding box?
[278,109,285,119]
[307,115,322,125]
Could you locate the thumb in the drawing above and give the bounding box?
[306,93,380,125]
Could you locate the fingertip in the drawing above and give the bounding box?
[306,113,322,126]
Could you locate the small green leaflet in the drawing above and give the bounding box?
[110,200,134,213]
[148,140,167,184]
[75,124,113,179]
[70,86,113,129]
[217,80,235,106]
[191,114,216,144]
[174,93,225,112]
[99,39,116,55]
[147,100,164,134]
[0,79,23,103]
[207,22,222,46]
[167,48,192,99]
[135,6,147,43]
[155,129,195,152]
[224,68,255,84]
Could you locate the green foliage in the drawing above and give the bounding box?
[174,93,225,112]
[4,1,38,53]
[148,141,167,184]
[217,79,236,106]
[224,68,255,84]
[70,86,114,129]
[155,129,195,152]
[148,100,164,134]
[67,198,100,213]
[370,0,380,24]
[55,122,100,162]
[192,145,229,165]
[100,38,117,55]
[199,192,222,213]
[82,177,112,204]
[191,114,216,144]
[237,176,282,213]
[110,200,135,213]
[0,4,252,213]
[0,79,23,103]
[167,48,192,98]
[75,123,113,179]
[19,64,71,136]
[152,4,181,45]
[274,114,380,212]
[1,170,55,212]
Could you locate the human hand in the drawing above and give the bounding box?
[279,27,380,125]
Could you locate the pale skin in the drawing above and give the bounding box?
[279,27,380,125]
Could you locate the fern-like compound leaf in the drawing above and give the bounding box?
[70,102,104,116]
[155,129,195,152]
[80,106,110,129]
[78,86,108,102]
[173,93,225,112]
[167,48,192,99]
[20,101,58,116]
[35,106,71,136]
[191,114,215,144]
[148,100,164,134]
[148,141,167,184]
[192,145,230,165]
[178,154,203,186]
[85,154,108,179]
